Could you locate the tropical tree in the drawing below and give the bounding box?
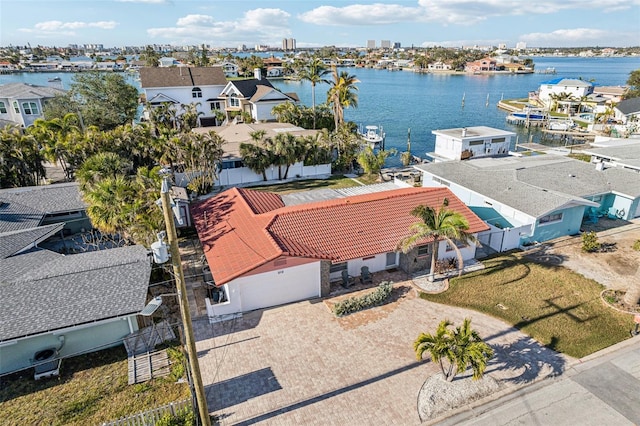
[414,318,494,382]
[356,146,397,177]
[76,152,130,191]
[327,68,359,129]
[239,130,273,181]
[270,132,306,180]
[298,58,331,129]
[141,45,160,67]
[30,114,86,180]
[626,69,640,98]
[0,126,46,188]
[174,131,225,195]
[397,198,477,279]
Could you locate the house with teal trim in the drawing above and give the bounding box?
[414,155,640,251]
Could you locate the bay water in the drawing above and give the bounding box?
[3,56,638,167]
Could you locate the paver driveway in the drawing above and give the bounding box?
[192,285,570,425]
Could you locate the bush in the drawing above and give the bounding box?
[332,281,393,316]
[435,257,458,274]
[633,240,640,251]
[581,231,600,253]
[155,407,196,426]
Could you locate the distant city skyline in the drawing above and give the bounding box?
[1,1,639,49]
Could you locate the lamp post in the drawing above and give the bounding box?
[159,177,211,426]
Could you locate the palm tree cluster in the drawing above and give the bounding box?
[414,318,494,382]
[397,199,477,278]
[0,126,46,187]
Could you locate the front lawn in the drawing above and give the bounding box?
[0,345,190,425]
[420,254,632,358]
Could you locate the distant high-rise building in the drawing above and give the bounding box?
[367,40,376,49]
[516,42,527,51]
[381,40,391,49]
[282,38,296,51]
[393,42,401,49]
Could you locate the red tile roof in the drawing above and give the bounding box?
[192,186,488,285]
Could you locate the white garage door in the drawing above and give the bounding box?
[239,262,321,312]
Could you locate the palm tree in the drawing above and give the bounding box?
[298,58,331,129]
[76,152,130,191]
[397,199,477,279]
[327,67,359,130]
[356,146,397,177]
[414,318,494,382]
[0,126,46,188]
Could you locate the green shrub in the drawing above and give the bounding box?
[333,281,393,316]
[633,240,640,251]
[581,231,600,253]
[155,407,196,426]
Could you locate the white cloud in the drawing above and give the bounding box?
[300,1,640,26]
[34,21,117,31]
[147,9,292,45]
[520,28,620,47]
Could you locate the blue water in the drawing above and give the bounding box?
[2,56,638,167]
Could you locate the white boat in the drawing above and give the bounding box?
[48,76,61,82]
[548,119,574,131]
[359,125,385,148]
[510,106,548,121]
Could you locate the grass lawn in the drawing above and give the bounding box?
[420,253,632,358]
[247,174,366,194]
[0,345,190,425]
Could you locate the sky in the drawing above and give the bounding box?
[1,0,639,49]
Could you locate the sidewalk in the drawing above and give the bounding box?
[436,336,640,425]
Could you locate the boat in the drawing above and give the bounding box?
[547,119,575,131]
[359,125,385,149]
[48,76,61,82]
[509,106,548,121]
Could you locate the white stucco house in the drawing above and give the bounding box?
[428,126,515,162]
[192,186,488,318]
[0,82,65,128]
[139,66,228,127]
[537,78,595,109]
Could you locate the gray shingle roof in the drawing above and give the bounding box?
[0,82,65,99]
[139,66,227,88]
[0,223,63,259]
[616,97,640,115]
[582,144,640,171]
[414,155,639,217]
[0,245,151,341]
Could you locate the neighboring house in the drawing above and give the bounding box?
[428,61,452,72]
[0,182,151,376]
[428,126,515,162]
[192,186,488,317]
[0,183,91,235]
[593,86,628,104]
[158,57,181,67]
[583,142,640,173]
[219,70,298,123]
[613,97,640,124]
[0,82,65,127]
[537,78,594,109]
[266,67,284,78]
[139,66,228,127]
[465,57,496,73]
[0,244,151,376]
[191,122,329,186]
[414,155,640,251]
[219,61,239,78]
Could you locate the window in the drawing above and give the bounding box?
[229,96,240,107]
[210,101,222,111]
[432,177,450,187]
[417,245,430,256]
[469,140,484,146]
[221,160,244,170]
[539,212,563,225]
[192,87,202,98]
[12,101,19,113]
[22,102,39,115]
[385,252,397,267]
[446,241,467,252]
[0,102,6,114]
[330,262,347,274]
[491,137,506,143]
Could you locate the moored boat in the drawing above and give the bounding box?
[48,76,61,82]
[359,125,385,149]
[510,106,547,121]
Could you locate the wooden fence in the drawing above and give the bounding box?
[101,399,191,426]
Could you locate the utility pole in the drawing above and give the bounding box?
[160,177,211,426]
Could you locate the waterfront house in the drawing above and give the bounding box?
[537,78,594,110]
[219,69,298,123]
[139,66,228,127]
[414,155,640,251]
[219,61,239,78]
[191,121,329,186]
[192,186,488,317]
[0,82,65,128]
[427,126,515,162]
[427,61,453,72]
[613,97,640,124]
[465,57,497,73]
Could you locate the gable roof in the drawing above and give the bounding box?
[616,97,640,115]
[0,82,65,100]
[414,156,640,217]
[0,223,63,259]
[582,143,640,171]
[0,183,87,233]
[139,66,227,88]
[193,186,488,285]
[0,245,151,341]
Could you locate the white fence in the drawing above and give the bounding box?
[101,399,191,426]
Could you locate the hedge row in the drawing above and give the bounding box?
[332,281,394,317]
